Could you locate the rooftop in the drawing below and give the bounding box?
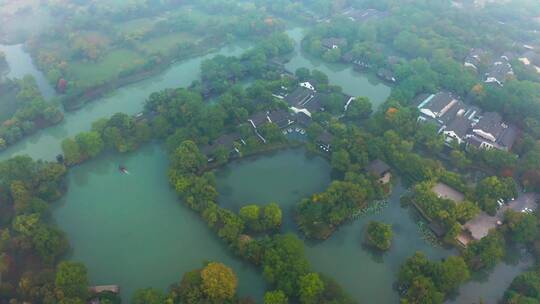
[285,87,315,108]
[317,130,333,145]
[418,92,457,117]
[367,159,391,177]
[485,57,513,84]
[465,193,539,240]
[343,8,389,22]
[321,37,347,48]
[432,183,465,203]
[267,109,294,129]
[445,115,471,138]
[474,112,504,138]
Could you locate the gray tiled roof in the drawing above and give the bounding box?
[267,109,293,129]
[475,112,504,138]
[321,38,347,48]
[285,87,315,107]
[496,124,518,149]
[446,115,471,138]
[367,159,391,177]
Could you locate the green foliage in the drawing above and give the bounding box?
[503,210,538,244]
[299,273,325,304]
[264,290,288,304]
[345,97,372,120]
[240,203,283,233]
[201,262,238,302]
[132,288,166,304]
[0,76,62,149]
[55,262,89,301]
[365,221,393,251]
[170,140,207,175]
[263,234,310,296]
[476,176,517,215]
[410,182,479,230]
[464,232,505,271]
[297,181,368,239]
[504,272,540,303]
[399,252,469,303]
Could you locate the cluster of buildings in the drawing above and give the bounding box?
[464,49,514,86]
[341,8,389,23]
[464,44,540,86]
[417,92,518,151]
[201,81,356,161]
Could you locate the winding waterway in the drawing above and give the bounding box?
[0,44,55,99]
[0,43,250,161]
[53,145,267,301]
[284,27,391,109]
[0,28,528,303]
[216,149,450,303]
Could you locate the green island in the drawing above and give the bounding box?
[365,221,393,251]
[0,0,540,303]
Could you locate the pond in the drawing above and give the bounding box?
[284,28,391,110]
[215,148,530,303]
[52,144,266,301]
[0,43,250,161]
[1,26,528,303]
[216,149,451,302]
[0,44,55,99]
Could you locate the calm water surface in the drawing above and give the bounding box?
[0,44,55,99]
[284,28,391,109]
[215,149,450,303]
[53,145,266,301]
[2,28,527,303]
[0,43,249,161]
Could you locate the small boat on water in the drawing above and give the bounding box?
[118,165,129,174]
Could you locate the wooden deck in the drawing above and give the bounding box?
[89,285,120,294]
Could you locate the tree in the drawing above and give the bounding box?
[201,262,238,301]
[345,97,372,120]
[331,149,350,173]
[403,276,444,304]
[506,272,540,300]
[75,131,104,159]
[299,273,324,304]
[450,149,471,170]
[263,234,309,296]
[171,140,207,175]
[264,290,288,304]
[503,210,538,244]
[132,288,166,304]
[61,138,82,165]
[437,256,470,293]
[0,253,9,283]
[366,221,393,251]
[464,232,505,270]
[240,205,261,232]
[55,262,89,300]
[263,203,282,231]
[476,176,517,215]
[295,68,311,81]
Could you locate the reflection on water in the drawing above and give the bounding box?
[0,44,55,99]
[54,144,266,301]
[284,27,391,109]
[0,43,251,161]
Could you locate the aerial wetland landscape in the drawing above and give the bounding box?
[1,1,540,304]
